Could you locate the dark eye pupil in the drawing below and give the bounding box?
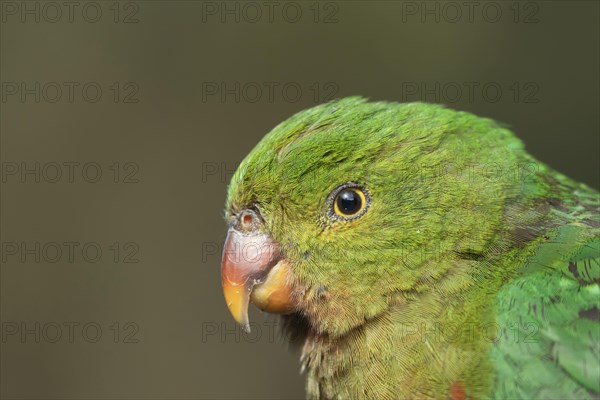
[337,190,361,215]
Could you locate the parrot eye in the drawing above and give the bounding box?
[327,183,370,220]
[335,189,362,215]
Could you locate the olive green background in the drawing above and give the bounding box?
[0,1,598,399]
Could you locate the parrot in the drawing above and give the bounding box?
[220,97,599,399]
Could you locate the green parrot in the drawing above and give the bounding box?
[221,97,599,400]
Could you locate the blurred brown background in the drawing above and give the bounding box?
[0,1,598,399]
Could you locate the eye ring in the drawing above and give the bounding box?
[326,182,371,221]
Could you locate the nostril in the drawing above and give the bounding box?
[242,213,253,227]
[237,209,262,231]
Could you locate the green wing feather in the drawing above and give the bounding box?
[493,188,600,399]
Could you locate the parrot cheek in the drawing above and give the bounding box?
[221,226,296,332]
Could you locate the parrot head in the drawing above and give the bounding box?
[221,97,525,338]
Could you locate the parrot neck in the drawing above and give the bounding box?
[300,273,503,399]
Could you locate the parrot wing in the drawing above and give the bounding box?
[492,196,600,399]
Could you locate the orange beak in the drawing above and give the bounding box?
[221,221,294,332]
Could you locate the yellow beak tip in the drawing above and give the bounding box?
[223,283,251,331]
